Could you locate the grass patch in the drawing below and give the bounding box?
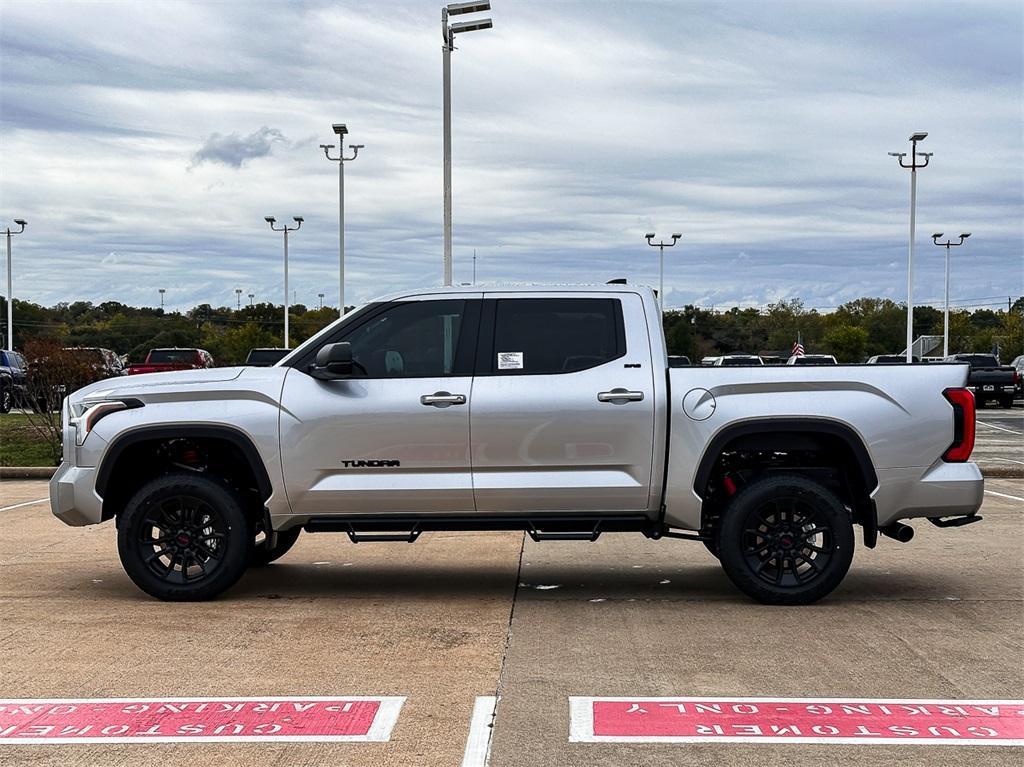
[0,414,61,467]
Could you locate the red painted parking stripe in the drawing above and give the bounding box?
[569,697,1024,746]
[0,696,404,744]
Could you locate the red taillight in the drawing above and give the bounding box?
[942,387,975,462]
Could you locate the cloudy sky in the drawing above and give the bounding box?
[1,0,1021,313]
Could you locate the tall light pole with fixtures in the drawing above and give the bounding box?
[235,288,242,310]
[318,292,325,310]
[264,216,303,348]
[645,232,681,314]
[442,1,493,286]
[321,124,363,316]
[932,232,971,358]
[158,288,165,311]
[247,292,254,308]
[4,219,26,350]
[889,132,932,362]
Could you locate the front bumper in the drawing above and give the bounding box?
[49,462,103,526]
[872,461,984,527]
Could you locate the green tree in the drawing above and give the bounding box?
[823,324,869,362]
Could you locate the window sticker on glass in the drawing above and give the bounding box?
[497,351,524,370]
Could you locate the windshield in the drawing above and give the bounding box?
[148,349,197,363]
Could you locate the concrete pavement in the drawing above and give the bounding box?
[0,478,1021,765]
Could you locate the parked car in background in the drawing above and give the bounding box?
[244,348,291,367]
[700,356,720,366]
[667,355,691,368]
[128,348,215,375]
[714,354,764,366]
[867,354,920,364]
[1011,355,1024,402]
[945,353,1017,408]
[787,354,838,366]
[0,350,28,412]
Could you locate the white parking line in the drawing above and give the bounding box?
[0,497,48,512]
[989,457,1024,465]
[976,421,1023,435]
[985,490,1024,503]
[461,696,497,767]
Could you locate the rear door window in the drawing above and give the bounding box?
[490,298,624,375]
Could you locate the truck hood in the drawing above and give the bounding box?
[70,366,248,402]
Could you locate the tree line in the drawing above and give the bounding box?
[2,295,1022,365]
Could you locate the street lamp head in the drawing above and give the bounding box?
[293,216,304,224]
[909,132,928,142]
[671,233,682,240]
[264,216,276,224]
[13,219,26,226]
[920,152,933,158]
[350,144,365,150]
[319,144,332,150]
[447,1,490,15]
[932,233,944,240]
[960,232,971,239]
[644,232,655,240]
[888,152,906,158]
[332,123,348,136]
[450,18,493,33]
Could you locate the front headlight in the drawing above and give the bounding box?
[69,398,142,445]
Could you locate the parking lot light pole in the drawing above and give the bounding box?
[442,1,493,287]
[932,232,971,358]
[235,288,242,310]
[247,292,254,307]
[265,216,303,348]
[645,232,681,314]
[318,292,325,310]
[4,219,26,350]
[889,132,932,362]
[321,124,363,316]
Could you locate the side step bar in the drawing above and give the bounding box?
[303,514,657,543]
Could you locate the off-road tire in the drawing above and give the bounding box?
[717,473,854,605]
[117,472,252,601]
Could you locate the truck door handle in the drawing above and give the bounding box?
[597,388,645,403]
[420,391,467,407]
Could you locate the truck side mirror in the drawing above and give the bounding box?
[310,342,354,380]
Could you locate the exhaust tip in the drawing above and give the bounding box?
[880,522,914,543]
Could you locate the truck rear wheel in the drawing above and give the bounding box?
[717,474,854,605]
[117,473,252,601]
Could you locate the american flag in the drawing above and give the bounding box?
[792,340,805,357]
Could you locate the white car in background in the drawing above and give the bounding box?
[714,354,764,366]
[788,354,838,366]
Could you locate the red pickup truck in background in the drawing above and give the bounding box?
[127,348,215,375]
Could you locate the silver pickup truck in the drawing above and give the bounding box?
[50,285,983,605]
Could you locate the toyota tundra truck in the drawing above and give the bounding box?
[49,285,984,605]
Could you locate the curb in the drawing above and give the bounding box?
[2,466,1022,481]
[1,467,58,479]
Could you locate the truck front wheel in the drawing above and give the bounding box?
[250,525,301,566]
[717,474,854,605]
[117,473,252,601]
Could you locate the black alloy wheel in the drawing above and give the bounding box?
[118,473,251,601]
[717,474,854,605]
